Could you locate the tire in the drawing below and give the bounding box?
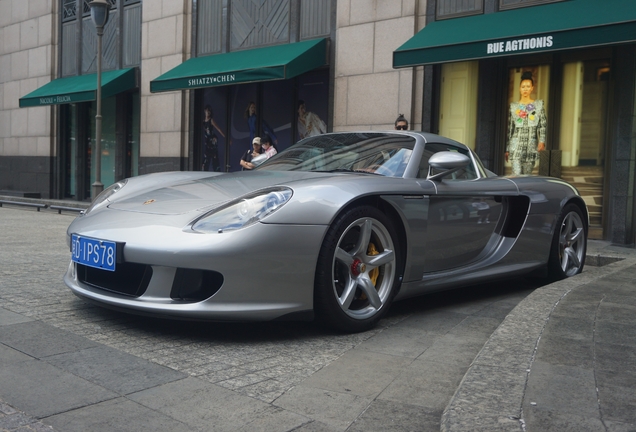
[548,203,587,280]
[314,206,402,333]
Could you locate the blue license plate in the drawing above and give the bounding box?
[71,235,117,272]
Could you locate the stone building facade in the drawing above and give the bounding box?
[1,0,635,245]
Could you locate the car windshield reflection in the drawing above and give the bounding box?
[256,133,416,177]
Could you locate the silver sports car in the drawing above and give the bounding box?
[65,132,588,332]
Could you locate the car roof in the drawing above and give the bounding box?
[319,131,471,152]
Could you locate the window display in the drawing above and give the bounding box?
[504,65,550,175]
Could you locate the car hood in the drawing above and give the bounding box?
[107,170,342,215]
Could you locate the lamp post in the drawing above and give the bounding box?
[89,0,111,200]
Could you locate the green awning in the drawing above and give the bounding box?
[19,68,137,108]
[393,0,636,68]
[150,38,328,93]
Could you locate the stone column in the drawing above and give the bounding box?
[0,0,56,197]
[139,0,191,174]
[334,0,426,132]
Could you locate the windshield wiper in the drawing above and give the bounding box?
[319,168,382,175]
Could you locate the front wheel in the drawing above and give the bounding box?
[548,203,587,280]
[314,206,402,333]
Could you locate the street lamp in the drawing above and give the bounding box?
[89,0,111,200]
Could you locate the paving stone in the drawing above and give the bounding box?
[0,321,98,358]
[347,399,441,432]
[274,386,372,430]
[300,349,412,398]
[45,397,192,432]
[44,345,187,395]
[378,359,467,411]
[0,356,117,418]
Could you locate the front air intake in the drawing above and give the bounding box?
[77,262,152,297]
[170,269,224,302]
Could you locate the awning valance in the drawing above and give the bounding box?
[393,0,636,68]
[150,38,328,93]
[19,68,137,108]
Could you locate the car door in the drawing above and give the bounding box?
[417,143,518,273]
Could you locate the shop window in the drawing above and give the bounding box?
[197,70,330,173]
[500,0,564,11]
[82,0,117,16]
[300,0,331,38]
[88,97,117,189]
[123,2,142,67]
[438,61,479,149]
[62,0,141,75]
[263,80,294,149]
[230,0,290,50]
[63,0,77,22]
[200,87,230,172]
[504,65,550,175]
[558,60,609,238]
[297,70,329,142]
[437,0,483,20]
[197,0,223,55]
[82,8,118,73]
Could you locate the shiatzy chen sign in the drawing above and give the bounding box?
[187,74,236,87]
[487,36,554,55]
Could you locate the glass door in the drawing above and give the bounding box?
[88,97,117,190]
[559,59,610,239]
[63,104,78,198]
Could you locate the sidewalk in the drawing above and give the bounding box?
[442,240,636,431]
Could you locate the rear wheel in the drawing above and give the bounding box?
[548,203,587,280]
[314,206,402,333]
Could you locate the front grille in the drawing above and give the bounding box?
[77,262,152,297]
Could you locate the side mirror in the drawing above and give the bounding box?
[427,152,471,181]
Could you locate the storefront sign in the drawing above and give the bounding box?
[153,68,285,92]
[38,95,73,105]
[188,74,236,87]
[487,36,554,55]
[150,38,327,94]
[19,68,136,108]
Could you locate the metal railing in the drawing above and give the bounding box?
[0,200,84,214]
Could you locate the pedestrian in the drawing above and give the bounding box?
[239,137,263,170]
[395,114,408,130]
[261,134,277,159]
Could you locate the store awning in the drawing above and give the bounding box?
[19,68,137,108]
[150,38,328,93]
[393,0,636,68]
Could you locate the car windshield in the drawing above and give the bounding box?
[256,133,416,177]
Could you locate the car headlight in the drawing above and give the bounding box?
[192,188,293,233]
[83,180,127,215]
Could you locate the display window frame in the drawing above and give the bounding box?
[192,69,331,173]
[500,48,613,239]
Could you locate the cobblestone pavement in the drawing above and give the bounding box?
[0,206,539,431]
[0,207,393,401]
